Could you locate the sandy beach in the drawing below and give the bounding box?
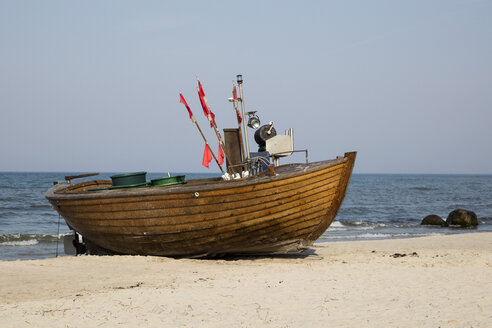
[1,232,491,327]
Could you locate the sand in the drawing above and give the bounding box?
[1,232,491,327]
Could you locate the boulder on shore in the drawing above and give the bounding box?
[421,214,448,227]
[446,209,478,227]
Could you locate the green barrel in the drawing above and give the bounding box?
[151,175,186,187]
[110,172,147,187]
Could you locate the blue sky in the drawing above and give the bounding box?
[1,0,491,173]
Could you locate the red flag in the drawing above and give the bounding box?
[232,85,242,124]
[179,93,193,119]
[236,110,242,124]
[202,144,212,168]
[198,90,209,117]
[197,79,216,127]
[198,80,205,98]
[232,84,238,102]
[218,144,224,165]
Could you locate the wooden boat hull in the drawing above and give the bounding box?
[46,152,356,257]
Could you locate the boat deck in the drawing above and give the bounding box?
[50,157,347,198]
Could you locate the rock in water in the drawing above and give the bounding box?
[421,214,448,227]
[446,209,478,227]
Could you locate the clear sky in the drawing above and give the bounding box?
[1,0,491,174]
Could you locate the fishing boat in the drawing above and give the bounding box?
[46,75,356,257]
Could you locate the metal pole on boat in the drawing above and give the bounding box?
[237,75,250,160]
[231,81,246,162]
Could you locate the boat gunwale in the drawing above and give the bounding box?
[54,165,344,215]
[46,157,348,201]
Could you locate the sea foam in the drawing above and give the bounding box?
[0,239,39,246]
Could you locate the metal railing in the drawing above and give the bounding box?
[226,149,309,178]
[270,149,309,164]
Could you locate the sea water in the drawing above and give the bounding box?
[1,172,491,261]
[323,174,492,241]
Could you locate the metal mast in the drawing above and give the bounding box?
[237,74,250,160]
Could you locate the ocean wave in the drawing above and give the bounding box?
[29,204,52,210]
[0,211,19,218]
[451,196,483,202]
[410,187,438,191]
[320,233,389,240]
[0,233,67,245]
[327,221,375,231]
[1,239,39,246]
[319,232,444,240]
[0,203,51,211]
[329,221,345,228]
[341,220,365,226]
[0,185,16,190]
[327,221,390,231]
[327,226,375,232]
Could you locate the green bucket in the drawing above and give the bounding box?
[110,172,147,187]
[151,175,186,187]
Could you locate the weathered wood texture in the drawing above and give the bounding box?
[46,152,356,257]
